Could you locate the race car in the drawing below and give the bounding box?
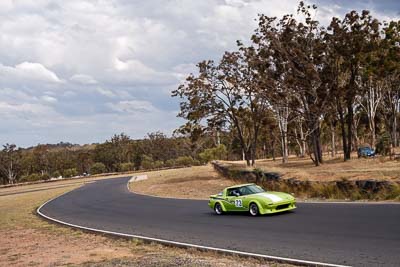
[209,183,296,216]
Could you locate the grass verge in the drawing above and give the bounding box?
[223,154,400,182]
[129,165,237,199]
[213,160,400,201]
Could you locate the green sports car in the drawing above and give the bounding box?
[208,183,296,216]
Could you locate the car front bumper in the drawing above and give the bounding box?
[261,200,296,214]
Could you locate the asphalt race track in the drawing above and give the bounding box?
[38,177,400,266]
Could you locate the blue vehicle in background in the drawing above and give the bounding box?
[357,146,376,158]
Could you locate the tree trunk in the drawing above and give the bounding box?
[352,115,360,152]
[251,128,259,167]
[281,133,288,164]
[346,103,353,160]
[337,100,348,161]
[316,126,323,164]
[271,139,276,161]
[370,119,376,149]
[330,123,336,157]
[251,144,256,167]
[363,82,382,149]
[309,118,322,166]
[310,121,323,166]
[310,133,319,166]
[294,124,306,158]
[394,112,398,147]
[245,149,251,167]
[276,106,289,164]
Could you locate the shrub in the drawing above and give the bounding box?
[154,160,164,169]
[165,159,175,167]
[41,173,51,180]
[91,162,106,175]
[193,159,201,166]
[199,144,227,163]
[20,173,42,183]
[63,168,78,178]
[52,170,62,178]
[120,162,135,172]
[253,168,264,183]
[175,156,194,167]
[141,155,154,169]
[376,132,391,156]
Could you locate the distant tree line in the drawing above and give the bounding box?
[173,2,400,166]
[0,132,229,185]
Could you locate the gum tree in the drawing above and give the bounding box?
[173,47,269,166]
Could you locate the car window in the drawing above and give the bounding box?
[242,185,265,195]
[227,188,240,196]
[239,186,251,195]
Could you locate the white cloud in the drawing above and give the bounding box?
[0,62,62,84]
[95,87,116,98]
[70,74,98,85]
[0,101,50,116]
[107,100,157,113]
[16,62,62,83]
[106,58,176,86]
[41,95,58,104]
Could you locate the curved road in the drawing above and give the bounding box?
[38,177,400,266]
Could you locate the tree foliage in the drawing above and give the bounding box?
[173,1,400,166]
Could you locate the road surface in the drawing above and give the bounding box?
[38,177,400,266]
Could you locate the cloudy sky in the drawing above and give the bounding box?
[1,0,399,147]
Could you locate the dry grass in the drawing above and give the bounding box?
[223,154,400,182]
[130,165,236,199]
[0,173,291,267]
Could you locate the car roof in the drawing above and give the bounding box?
[225,183,255,190]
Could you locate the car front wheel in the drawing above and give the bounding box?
[249,203,259,216]
[214,203,223,215]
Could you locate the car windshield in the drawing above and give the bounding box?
[239,185,265,195]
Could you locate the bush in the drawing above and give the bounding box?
[376,132,391,156]
[20,173,42,183]
[141,155,154,169]
[91,162,107,175]
[193,159,201,166]
[41,173,51,180]
[175,156,194,167]
[120,162,135,172]
[52,170,62,178]
[63,168,78,178]
[199,144,227,163]
[154,160,164,169]
[165,159,175,167]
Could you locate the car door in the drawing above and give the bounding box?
[226,188,246,211]
[238,186,251,211]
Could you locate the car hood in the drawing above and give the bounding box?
[254,192,293,203]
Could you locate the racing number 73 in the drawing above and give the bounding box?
[234,199,243,207]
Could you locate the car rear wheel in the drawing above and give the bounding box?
[249,203,259,216]
[214,203,223,215]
